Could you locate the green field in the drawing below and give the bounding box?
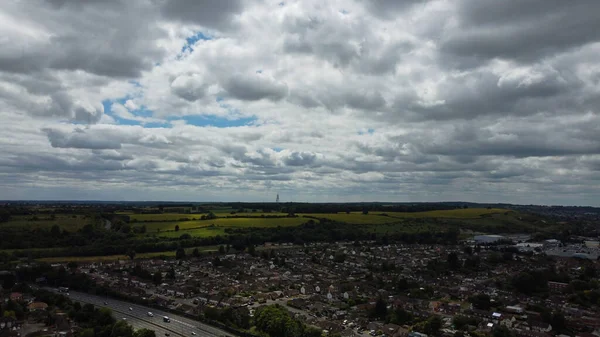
[36,246,221,263]
[0,214,93,231]
[302,208,509,224]
[302,213,401,224]
[144,217,309,236]
[128,212,289,222]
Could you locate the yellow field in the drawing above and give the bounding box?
[144,217,307,232]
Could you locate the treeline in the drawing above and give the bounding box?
[3,219,459,260]
[227,202,463,214]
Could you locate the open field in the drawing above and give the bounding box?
[302,208,509,224]
[302,213,401,224]
[36,246,221,263]
[0,214,93,231]
[379,208,509,218]
[144,217,308,233]
[127,212,289,222]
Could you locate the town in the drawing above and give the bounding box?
[2,234,599,337]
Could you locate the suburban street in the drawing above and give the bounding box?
[50,290,232,337]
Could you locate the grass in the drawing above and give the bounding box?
[144,217,308,233]
[129,213,204,222]
[148,226,228,238]
[0,214,93,231]
[379,208,509,218]
[303,208,509,225]
[36,246,221,263]
[301,213,401,224]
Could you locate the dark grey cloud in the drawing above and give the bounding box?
[159,0,243,30]
[441,0,600,63]
[223,74,288,101]
[44,128,123,150]
[361,0,427,19]
[0,0,166,79]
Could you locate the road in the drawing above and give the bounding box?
[54,290,233,337]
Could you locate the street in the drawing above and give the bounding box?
[53,290,233,337]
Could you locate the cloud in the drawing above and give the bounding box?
[43,128,122,150]
[0,0,599,205]
[440,0,600,63]
[283,151,317,167]
[170,74,206,101]
[223,73,288,101]
[159,0,244,30]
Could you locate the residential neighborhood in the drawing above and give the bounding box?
[3,236,598,337]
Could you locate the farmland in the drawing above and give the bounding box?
[142,217,309,232]
[0,202,562,262]
[0,214,94,231]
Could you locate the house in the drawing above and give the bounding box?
[528,320,552,333]
[8,293,22,302]
[547,281,568,293]
[383,323,401,335]
[315,321,343,333]
[27,302,49,311]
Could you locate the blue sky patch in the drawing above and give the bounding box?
[175,115,257,128]
[181,32,212,54]
[358,128,375,135]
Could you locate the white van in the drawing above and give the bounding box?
[147,312,154,317]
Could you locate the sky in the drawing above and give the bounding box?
[0,0,599,205]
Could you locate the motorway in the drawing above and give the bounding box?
[53,290,232,337]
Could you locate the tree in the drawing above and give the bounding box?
[468,294,491,310]
[389,307,413,325]
[127,249,136,261]
[370,297,388,320]
[247,244,256,256]
[152,271,162,285]
[111,320,134,337]
[464,246,473,255]
[133,328,156,337]
[50,225,61,237]
[192,248,200,258]
[492,325,515,337]
[219,245,225,254]
[254,305,302,337]
[453,315,479,330]
[79,328,95,337]
[67,261,78,272]
[550,311,566,333]
[175,247,186,260]
[447,252,460,269]
[414,316,442,336]
[175,225,180,232]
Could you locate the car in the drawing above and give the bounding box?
[103,301,108,305]
[129,307,133,311]
[122,318,127,320]
[147,312,154,317]
[164,334,170,336]
[191,333,196,336]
